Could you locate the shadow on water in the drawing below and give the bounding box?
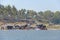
[0,30,60,40]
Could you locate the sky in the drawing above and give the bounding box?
[0,0,60,12]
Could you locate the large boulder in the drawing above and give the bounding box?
[36,24,47,30]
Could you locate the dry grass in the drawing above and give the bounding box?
[45,24,60,30]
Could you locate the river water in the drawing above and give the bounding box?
[0,30,60,40]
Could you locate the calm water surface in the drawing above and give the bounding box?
[0,30,60,40]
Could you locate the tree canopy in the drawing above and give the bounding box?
[0,4,60,24]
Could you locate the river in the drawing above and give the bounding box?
[0,30,60,40]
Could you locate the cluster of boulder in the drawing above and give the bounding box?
[0,23,47,30]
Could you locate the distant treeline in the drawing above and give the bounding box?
[0,4,60,24]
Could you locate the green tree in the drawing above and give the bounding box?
[52,11,60,24]
[18,9,26,19]
[26,10,37,19]
[11,6,18,19]
[43,10,54,20]
[4,5,12,17]
[0,4,4,19]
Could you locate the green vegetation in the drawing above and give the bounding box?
[0,4,60,24]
